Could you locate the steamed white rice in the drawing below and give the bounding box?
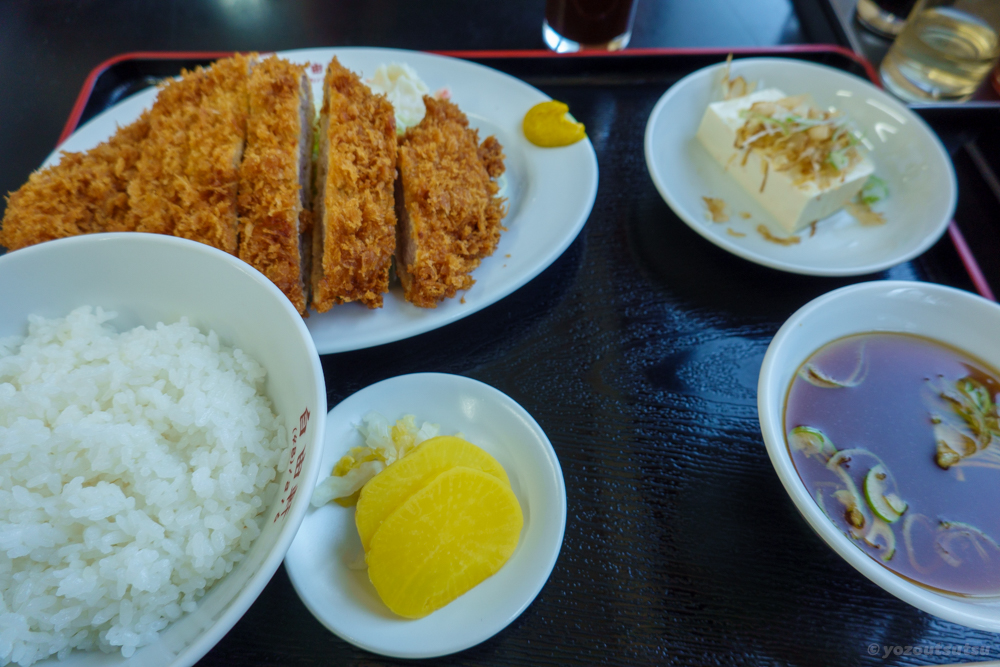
[0,306,285,665]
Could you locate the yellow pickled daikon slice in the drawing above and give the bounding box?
[366,466,523,618]
[355,436,510,551]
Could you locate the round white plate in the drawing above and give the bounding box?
[643,57,956,276]
[283,373,567,658]
[45,47,599,354]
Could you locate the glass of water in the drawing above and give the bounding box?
[856,0,918,37]
[880,0,1000,102]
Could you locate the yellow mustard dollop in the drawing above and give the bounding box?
[523,100,586,147]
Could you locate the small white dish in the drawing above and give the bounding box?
[644,57,956,276]
[283,373,566,658]
[47,47,599,354]
[758,280,1000,631]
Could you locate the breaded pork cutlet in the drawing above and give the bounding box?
[311,57,398,312]
[126,66,209,239]
[237,56,315,315]
[0,113,150,251]
[394,96,506,308]
[128,53,252,253]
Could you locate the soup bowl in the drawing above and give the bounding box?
[0,233,326,666]
[758,280,1000,631]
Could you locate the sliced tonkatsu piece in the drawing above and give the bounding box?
[0,113,150,251]
[311,57,398,312]
[127,53,253,253]
[394,96,507,308]
[236,56,315,315]
[171,54,253,253]
[126,65,211,239]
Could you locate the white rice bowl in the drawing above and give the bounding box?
[0,234,325,667]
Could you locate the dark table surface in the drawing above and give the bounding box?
[3,1,1000,666]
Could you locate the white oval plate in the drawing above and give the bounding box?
[45,47,599,354]
[643,57,956,276]
[283,373,567,658]
[758,281,1000,631]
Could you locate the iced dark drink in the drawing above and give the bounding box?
[543,0,638,52]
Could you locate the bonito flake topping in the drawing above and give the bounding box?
[734,95,866,190]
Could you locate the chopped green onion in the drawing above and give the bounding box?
[936,521,1000,567]
[860,175,889,204]
[789,425,837,460]
[864,519,897,561]
[827,149,849,171]
[863,464,907,524]
[798,354,867,388]
[957,377,993,414]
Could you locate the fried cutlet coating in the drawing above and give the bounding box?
[174,55,250,253]
[311,57,397,312]
[126,68,207,239]
[237,57,313,315]
[0,113,150,251]
[128,54,251,253]
[478,136,505,180]
[395,96,507,308]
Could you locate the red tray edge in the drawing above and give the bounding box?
[59,45,876,145]
[59,45,993,302]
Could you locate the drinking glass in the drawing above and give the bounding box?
[880,0,1000,101]
[856,0,918,37]
[543,0,638,53]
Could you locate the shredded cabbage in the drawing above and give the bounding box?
[311,412,441,507]
[368,63,431,135]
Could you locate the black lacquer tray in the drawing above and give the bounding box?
[60,47,1000,666]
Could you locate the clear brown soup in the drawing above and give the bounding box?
[785,332,1000,596]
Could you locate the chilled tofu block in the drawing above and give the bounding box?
[696,89,874,234]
